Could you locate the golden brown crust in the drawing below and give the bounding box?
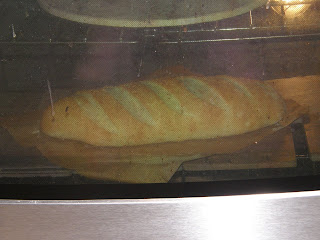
[40,75,286,146]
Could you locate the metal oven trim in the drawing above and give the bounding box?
[1,190,320,239]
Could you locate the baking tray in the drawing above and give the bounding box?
[37,0,267,27]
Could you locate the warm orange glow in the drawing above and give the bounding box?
[272,0,311,18]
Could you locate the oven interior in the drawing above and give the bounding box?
[0,0,319,184]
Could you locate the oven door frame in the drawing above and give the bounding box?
[1,189,320,240]
[1,175,320,240]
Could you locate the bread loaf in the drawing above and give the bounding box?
[40,75,286,147]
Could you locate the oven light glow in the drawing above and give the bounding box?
[283,0,303,2]
[272,0,312,18]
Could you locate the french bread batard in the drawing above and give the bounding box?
[40,75,286,147]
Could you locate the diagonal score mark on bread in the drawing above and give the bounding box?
[180,77,230,112]
[75,92,118,133]
[256,80,285,103]
[217,75,262,121]
[103,86,155,126]
[255,80,287,117]
[141,80,184,115]
[218,75,253,98]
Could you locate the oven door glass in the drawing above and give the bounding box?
[0,0,319,186]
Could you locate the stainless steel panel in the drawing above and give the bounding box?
[1,191,320,240]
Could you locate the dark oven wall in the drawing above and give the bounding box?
[0,0,319,92]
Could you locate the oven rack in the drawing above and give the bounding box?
[171,119,315,183]
[0,0,319,45]
[0,118,317,184]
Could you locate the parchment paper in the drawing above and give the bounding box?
[0,99,307,183]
